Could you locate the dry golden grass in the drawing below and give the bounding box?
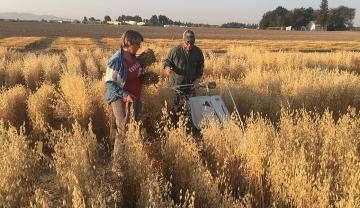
[0,48,24,87]
[89,79,113,139]
[0,121,39,207]
[0,85,28,129]
[53,123,115,207]
[201,109,360,207]
[269,110,360,207]
[1,49,64,88]
[82,48,109,79]
[50,37,100,50]
[27,83,58,135]
[100,37,120,50]
[62,47,110,78]
[22,53,46,90]
[102,38,360,53]
[63,47,85,75]
[0,37,359,207]
[42,54,63,84]
[159,112,244,208]
[3,58,24,87]
[232,40,360,52]
[220,66,360,121]
[22,53,64,89]
[58,73,94,127]
[118,120,176,207]
[225,46,360,73]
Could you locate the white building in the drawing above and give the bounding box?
[125,21,137,25]
[163,25,186,28]
[306,21,326,31]
[124,21,145,26]
[107,21,121,25]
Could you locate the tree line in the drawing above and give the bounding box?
[83,14,258,28]
[259,0,356,30]
[82,1,356,30]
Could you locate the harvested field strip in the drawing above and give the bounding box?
[102,38,235,53]
[233,40,360,52]
[50,37,100,50]
[100,38,120,50]
[0,37,45,49]
[144,39,360,53]
[21,37,359,53]
[23,37,56,51]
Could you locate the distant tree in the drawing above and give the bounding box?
[173,20,182,26]
[259,11,275,29]
[328,6,356,30]
[158,15,172,25]
[304,7,315,24]
[259,6,291,29]
[317,0,329,27]
[82,16,88,24]
[124,15,135,21]
[221,22,258,29]
[117,15,126,22]
[148,15,159,26]
[134,15,142,22]
[89,17,96,22]
[274,6,291,26]
[104,15,111,23]
[221,22,245,28]
[260,3,354,30]
[290,7,314,30]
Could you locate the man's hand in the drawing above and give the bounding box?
[193,79,201,88]
[193,82,201,89]
[164,67,173,77]
[123,95,134,103]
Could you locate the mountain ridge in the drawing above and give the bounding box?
[0,12,73,21]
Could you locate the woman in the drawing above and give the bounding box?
[104,30,144,171]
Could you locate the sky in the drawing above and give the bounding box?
[1,0,359,26]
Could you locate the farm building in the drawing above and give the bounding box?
[107,21,121,25]
[124,20,137,25]
[306,21,326,31]
[124,21,145,26]
[86,20,102,24]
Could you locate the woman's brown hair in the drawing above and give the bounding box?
[120,30,144,48]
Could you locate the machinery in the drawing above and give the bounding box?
[172,82,231,130]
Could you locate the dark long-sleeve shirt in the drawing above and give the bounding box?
[163,44,204,86]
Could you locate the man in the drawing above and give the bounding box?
[163,30,205,117]
[163,30,204,87]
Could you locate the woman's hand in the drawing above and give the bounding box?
[123,95,134,103]
[164,67,173,76]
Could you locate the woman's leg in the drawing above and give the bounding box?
[110,99,142,171]
[111,99,126,136]
[110,99,126,171]
[133,100,142,121]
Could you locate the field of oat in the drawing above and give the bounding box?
[0,25,360,207]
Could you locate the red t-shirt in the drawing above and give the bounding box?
[123,58,143,101]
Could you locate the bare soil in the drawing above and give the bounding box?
[1,21,360,40]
